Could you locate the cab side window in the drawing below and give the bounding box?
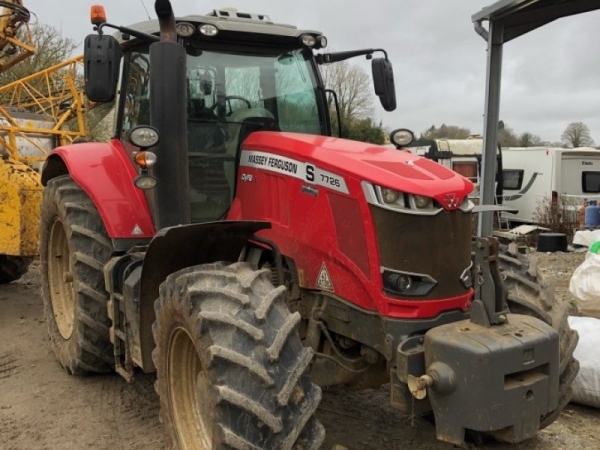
[121,50,151,141]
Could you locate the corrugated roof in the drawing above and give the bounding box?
[472,0,600,42]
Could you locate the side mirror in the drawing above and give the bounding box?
[84,34,121,102]
[372,58,396,112]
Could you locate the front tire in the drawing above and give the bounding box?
[499,247,579,429]
[40,175,114,375]
[153,262,324,450]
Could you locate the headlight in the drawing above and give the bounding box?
[199,24,218,36]
[364,182,443,216]
[134,173,158,190]
[396,274,413,291]
[381,188,400,204]
[176,22,195,37]
[300,34,316,47]
[130,126,159,148]
[414,195,430,209]
[390,128,415,147]
[382,268,437,297]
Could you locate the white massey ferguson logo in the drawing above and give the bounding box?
[444,193,459,209]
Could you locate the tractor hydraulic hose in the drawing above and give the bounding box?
[0,1,30,22]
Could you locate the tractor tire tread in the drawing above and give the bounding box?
[153,262,323,450]
[499,245,578,430]
[40,175,113,375]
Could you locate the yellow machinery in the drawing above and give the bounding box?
[0,0,34,71]
[0,0,90,282]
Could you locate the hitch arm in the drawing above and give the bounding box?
[470,237,508,327]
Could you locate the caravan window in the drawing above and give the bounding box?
[452,162,478,184]
[583,172,600,193]
[502,169,524,190]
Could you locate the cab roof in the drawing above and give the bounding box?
[115,8,322,44]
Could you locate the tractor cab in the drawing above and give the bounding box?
[84,6,396,225]
[117,24,328,222]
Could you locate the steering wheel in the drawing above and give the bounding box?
[210,95,252,116]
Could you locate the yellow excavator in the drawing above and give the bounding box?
[0,0,89,282]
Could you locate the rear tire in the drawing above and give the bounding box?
[0,255,32,284]
[499,247,579,429]
[153,262,324,450]
[40,175,114,375]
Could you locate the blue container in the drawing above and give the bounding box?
[585,200,600,228]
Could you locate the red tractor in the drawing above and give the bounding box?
[40,1,577,448]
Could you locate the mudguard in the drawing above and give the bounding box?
[136,220,270,371]
[41,139,155,238]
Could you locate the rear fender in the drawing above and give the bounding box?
[137,220,270,372]
[41,139,155,238]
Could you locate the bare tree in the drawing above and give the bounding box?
[518,131,542,147]
[561,122,595,148]
[0,24,115,141]
[0,24,77,86]
[420,124,471,140]
[320,61,374,128]
[498,125,519,147]
[540,140,569,148]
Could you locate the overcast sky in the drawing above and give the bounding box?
[26,0,600,143]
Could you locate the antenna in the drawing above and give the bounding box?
[140,0,152,20]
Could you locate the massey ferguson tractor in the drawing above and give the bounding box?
[40,1,577,448]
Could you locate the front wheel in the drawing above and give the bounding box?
[153,262,324,449]
[499,248,579,429]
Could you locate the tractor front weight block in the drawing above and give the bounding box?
[422,313,559,445]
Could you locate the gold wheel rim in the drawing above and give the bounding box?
[168,327,214,449]
[48,217,75,339]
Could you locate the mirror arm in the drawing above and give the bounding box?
[95,22,160,43]
[316,48,389,65]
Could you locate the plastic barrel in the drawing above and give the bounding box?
[585,200,600,228]
[537,233,568,252]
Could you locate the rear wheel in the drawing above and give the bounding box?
[40,175,114,375]
[499,247,579,429]
[153,262,324,450]
[0,255,32,284]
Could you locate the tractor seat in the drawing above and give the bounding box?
[225,107,279,156]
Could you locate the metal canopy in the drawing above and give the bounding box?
[473,0,600,42]
[472,0,600,237]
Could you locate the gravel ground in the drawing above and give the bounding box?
[1,254,599,450]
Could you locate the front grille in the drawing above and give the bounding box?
[370,206,472,300]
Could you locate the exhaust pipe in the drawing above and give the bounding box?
[148,0,191,229]
[155,0,177,42]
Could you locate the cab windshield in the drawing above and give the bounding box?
[120,44,327,223]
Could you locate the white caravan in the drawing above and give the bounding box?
[501,147,600,224]
[403,136,501,201]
